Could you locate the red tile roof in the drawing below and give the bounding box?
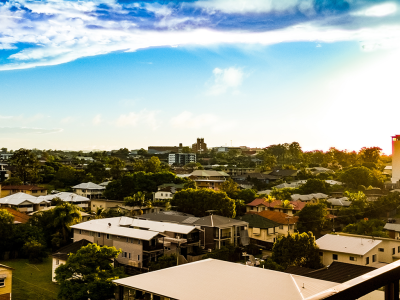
[255,210,298,225]
[246,198,306,211]
[1,185,45,191]
[1,207,30,224]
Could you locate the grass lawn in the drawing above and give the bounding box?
[0,257,59,300]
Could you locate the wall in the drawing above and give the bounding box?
[392,137,400,183]
[52,258,66,282]
[90,199,124,212]
[0,266,12,299]
[320,248,379,266]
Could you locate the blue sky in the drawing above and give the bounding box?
[0,0,400,153]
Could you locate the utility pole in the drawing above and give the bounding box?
[286,216,290,236]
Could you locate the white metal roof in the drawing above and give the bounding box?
[291,193,328,201]
[327,197,351,207]
[384,223,400,231]
[0,192,48,205]
[113,259,337,300]
[316,234,382,255]
[117,216,198,234]
[70,218,160,241]
[71,182,105,190]
[38,192,90,203]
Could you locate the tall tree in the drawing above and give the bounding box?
[9,148,40,184]
[271,232,323,269]
[53,203,82,245]
[55,244,124,300]
[296,203,327,235]
[0,209,15,258]
[108,157,125,179]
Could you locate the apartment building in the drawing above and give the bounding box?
[188,170,229,191]
[168,153,196,165]
[71,217,201,268]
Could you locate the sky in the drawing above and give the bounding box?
[0,0,400,154]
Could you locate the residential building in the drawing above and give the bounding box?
[71,182,105,199]
[75,156,94,162]
[291,193,328,203]
[383,165,392,177]
[51,239,92,282]
[0,185,47,198]
[99,181,110,187]
[233,172,280,184]
[0,207,30,224]
[0,192,49,213]
[392,135,400,183]
[0,153,13,161]
[168,153,196,165]
[192,138,207,153]
[384,223,400,240]
[222,167,257,176]
[39,192,90,210]
[246,198,306,216]
[240,210,298,247]
[91,199,124,212]
[0,163,10,183]
[0,264,13,300]
[113,259,339,300]
[273,180,307,189]
[316,233,400,267]
[306,167,334,175]
[269,169,299,178]
[327,197,351,209]
[153,184,184,201]
[71,217,201,268]
[188,170,229,190]
[137,213,249,250]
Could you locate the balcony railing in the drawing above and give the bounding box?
[216,233,231,239]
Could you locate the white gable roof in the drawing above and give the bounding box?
[38,192,90,203]
[71,182,105,190]
[113,259,337,300]
[291,193,328,201]
[316,234,382,255]
[0,192,48,205]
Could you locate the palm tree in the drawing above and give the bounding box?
[264,195,274,210]
[94,207,105,219]
[53,202,82,245]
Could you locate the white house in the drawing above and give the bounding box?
[0,192,49,212]
[39,192,90,209]
[71,182,105,199]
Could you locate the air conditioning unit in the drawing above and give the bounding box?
[208,249,212,252]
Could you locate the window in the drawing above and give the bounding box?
[56,259,59,265]
[93,204,95,207]
[106,234,110,239]
[332,254,338,260]
[398,246,400,253]
[122,252,127,258]
[79,229,82,235]
[0,278,4,287]
[126,237,129,243]
[279,225,283,230]
[97,233,101,238]
[373,254,376,262]
[319,252,323,256]
[129,253,131,259]
[393,248,396,255]
[366,257,370,265]
[138,240,141,245]
[138,255,140,261]
[379,248,384,252]
[350,257,357,261]
[130,238,134,243]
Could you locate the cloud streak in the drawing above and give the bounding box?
[0,127,63,134]
[0,1,400,70]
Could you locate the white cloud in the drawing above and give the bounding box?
[60,116,74,123]
[92,114,102,125]
[0,127,63,134]
[116,110,159,130]
[355,3,397,17]
[170,111,219,129]
[208,67,244,95]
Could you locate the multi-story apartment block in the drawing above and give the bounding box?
[168,153,196,165]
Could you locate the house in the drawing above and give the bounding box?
[273,180,307,189]
[246,198,306,216]
[153,184,185,201]
[221,167,257,176]
[168,153,196,165]
[99,181,110,187]
[240,210,298,248]
[90,199,124,212]
[269,169,299,178]
[306,167,334,175]
[112,259,339,300]
[0,264,13,300]
[71,217,202,268]
[1,207,30,224]
[384,223,400,240]
[188,170,229,190]
[0,185,47,198]
[0,163,10,183]
[291,193,328,203]
[0,153,13,161]
[51,239,92,282]
[137,213,249,250]
[75,156,94,162]
[327,197,351,208]
[39,192,90,210]
[71,182,105,199]
[0,192,49,213]
[233,172,280,184]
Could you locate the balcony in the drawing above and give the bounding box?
[142,240,164,252]
[215,232,231,240]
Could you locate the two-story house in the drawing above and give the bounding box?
[0,185,47,198]
[71,182,105,199]
[0,192,49,213]
[153,183,185,201]
[39,192,90,210]
[246,198,306,216]
[70,217,201,268]
[188,170,230,190]
[240,210,298,248]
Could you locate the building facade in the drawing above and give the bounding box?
[192,138,207,153]
[392,135,400,183]
[168,153,196,165]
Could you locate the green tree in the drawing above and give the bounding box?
[172,188,236,218]
[149,254,177,271]
[237,189,257,204]
[271,232,323,269]
[339,166,385,189]
[2,176,23,186]
[108,157,125,179]
[137,148,148,156]
[22,239,47,263]
[181,146,191,153]
[359,147,382,164]
[52,165,85,189]
[53,203,82,245]
[0,209,15,258]
[296,203,327,235]
[298,178,330,194]
[220,178,239,198]
[343,219,388,237]
[270,188,296,200]
[86,162,108,183]
[9,148,40,184]
[55,244,124,300]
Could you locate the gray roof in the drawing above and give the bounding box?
[327,197,351,207]
[291,193,328,201]
[71,182,105,190]
[0,192,48,205]
[190,170,230,177]
[316,234,382,255]
[113,259,337,300]
[38,192,89,203]
[384,223,400,231]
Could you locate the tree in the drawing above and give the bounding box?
[53,203,82,245]
[137,148,148,156]
[359,147,382,164]
[0,209,15,258]
[50,197,63,206]
[86,162,108,183]
[172,188,236,218]
[270,188,296,200]
[55,244,124,300]
[52,165,85,189]
[182,146,191,153]
[2,176,23,186]
[9,148,40,184]
[149,254,177,271]
[339,166,385,189]
[237,189,257,204]
[298,178,330,194]
[343,219,388,237]
[220,178,239,198]
[296,203,327,235]
[146,156,162,173]
[271,232,323,269]
[22,239,47,263]
[108,157,125,179]
[124,191,152,212]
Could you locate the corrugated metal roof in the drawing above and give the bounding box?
[71,182,105,190]
[118,216,198,234]
[114,259,337,300]
[384,223,400,231]
[316,234,381,255]
[38,192,89,203]
[0,192,48,205]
